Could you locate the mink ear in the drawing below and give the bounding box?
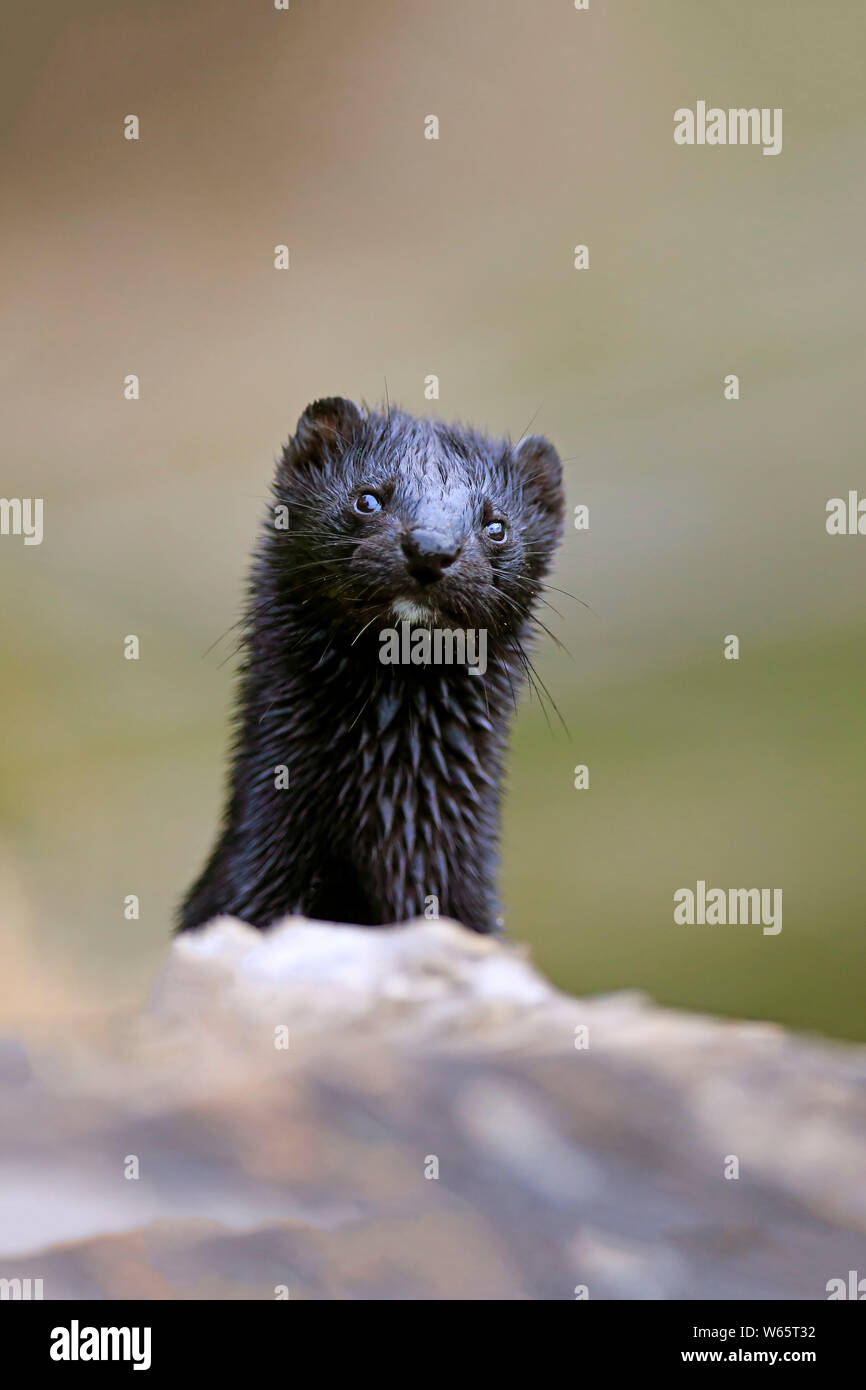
[515,434,565,521]
[289,397,365,467]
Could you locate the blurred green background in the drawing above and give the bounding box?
[2,0,864,1037]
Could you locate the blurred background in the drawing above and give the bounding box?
[1,0,864,1038]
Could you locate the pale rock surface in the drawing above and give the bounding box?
[0,917,863,1300]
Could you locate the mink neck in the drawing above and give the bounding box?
[253,596,525,696]
[231,590,529,788]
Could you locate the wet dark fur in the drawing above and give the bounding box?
[179,398,564,935]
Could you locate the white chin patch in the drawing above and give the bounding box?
[392,599,434,623]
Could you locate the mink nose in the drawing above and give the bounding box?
[401,528,461,584]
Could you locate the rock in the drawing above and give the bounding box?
[0,916,863,1300]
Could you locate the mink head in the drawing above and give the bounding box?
[269,397,565,638]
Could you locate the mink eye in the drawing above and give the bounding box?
[354,492,382,514]
[484,518,508,544]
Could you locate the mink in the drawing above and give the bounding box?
[178,397,564,935]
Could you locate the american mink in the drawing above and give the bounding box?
[179,397,564,935]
